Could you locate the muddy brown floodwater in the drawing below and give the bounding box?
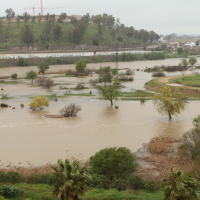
[0,58,200,167]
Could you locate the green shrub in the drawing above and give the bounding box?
[26,174,41,184]
[11,73,18,79]
[39,173,55,185]
[112,179,126,191]
[26,173,55,185]
[89,174,110,189]
[0,185,23,199]
[6,171,23,184]
[92,57,101,63]
[0,196,7,200]
[18,58,29,66]
[0,64,5,68]
[45,57,52,65]
[0,171,6,183]
[127,174,143,190]
[75,58,87,73]
[143,179,158,192]
[90,147,138,181]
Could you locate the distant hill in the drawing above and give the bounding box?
[0,21,140,51]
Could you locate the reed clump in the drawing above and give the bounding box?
[147,136,179,155]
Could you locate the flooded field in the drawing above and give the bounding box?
[0,58,200,167]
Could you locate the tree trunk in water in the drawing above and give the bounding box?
[111,100,113,106]
[169,113,172,120]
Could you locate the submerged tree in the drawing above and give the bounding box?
[98,66,113,86]
[26,70,38,83]
[37,62,49,77]
[29,95,49,110]
[98,85,119,106]
[153,86,185,120]
[51,159,91,200]
[60,103,81,117]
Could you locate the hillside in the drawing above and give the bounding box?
[0,21,139,51]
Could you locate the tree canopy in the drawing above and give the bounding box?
[29,95,49,110]
[188,57,197,67]
[75,58,87,73]
[26,70,38,83]
[37,62,49,77]
[153,86,185,120]
[98,85,119,106]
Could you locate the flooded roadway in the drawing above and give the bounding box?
[0,58,200,167]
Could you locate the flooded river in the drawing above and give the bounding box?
[0,58,200,167]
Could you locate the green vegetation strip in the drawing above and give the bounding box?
[119,90,154,97]
[0,97,12,100]
[65,93,95,97]
[82,188,165,200]
[169,74,200,87]
[53,75,75,78]
[60,87,89,90]
[0,81,20,84]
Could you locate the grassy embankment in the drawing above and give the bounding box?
[169,74,200,87]
[0,21,137,50]
[145,77,200,99]
[0,183,166,200]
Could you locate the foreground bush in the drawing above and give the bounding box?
[90,147,138,181]
[88,174,110,189]
[0,185,23,199]
[127,174,143,190]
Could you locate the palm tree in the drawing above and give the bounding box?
[51,159,91,200]
[162,167,200,200]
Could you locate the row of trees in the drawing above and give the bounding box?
[1,8,160,49]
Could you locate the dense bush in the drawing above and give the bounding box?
[126,69,134,75]
[178,128,200,160]
[152,72,166,77]
[143,52,165,60]
[75,58,87,73]
[6,171,23,184]
[143,179,158,192]
[0,185,23,199]
[11,73,18,79]
[92,57,101,63]
[89,174,110,189]
[0,171,6,183]
[18,58,29,66]
[90,147,138,181]
[26,174,41,184]
[127,174,143,190]
[165,66,187,71]
[26,173,55,185]
[112,179,127,191]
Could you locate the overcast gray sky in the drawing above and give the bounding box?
[1,0,199,35]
